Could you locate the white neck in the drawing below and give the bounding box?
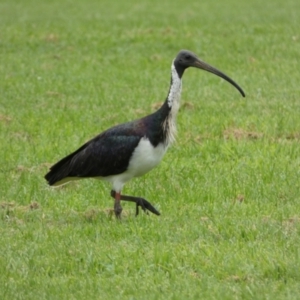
[163,62,182,146]
[167,62,182,112]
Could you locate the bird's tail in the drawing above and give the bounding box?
[44,144,87,186]
[45,155,73,186]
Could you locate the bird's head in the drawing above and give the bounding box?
[174,49,245,97]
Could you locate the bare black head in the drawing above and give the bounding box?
[174,49,245,97]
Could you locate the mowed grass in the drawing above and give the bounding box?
[1,0,300,299]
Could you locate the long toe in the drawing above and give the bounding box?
[138,198,160,216]
[114,208,122,218]
[114,203,123,218]
[135,201,148,216]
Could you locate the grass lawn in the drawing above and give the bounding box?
[1,0,300,299]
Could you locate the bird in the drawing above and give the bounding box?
[45,49,245,218]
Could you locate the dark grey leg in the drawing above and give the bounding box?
[110,190,160,216]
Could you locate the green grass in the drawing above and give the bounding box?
[1,0,300,299]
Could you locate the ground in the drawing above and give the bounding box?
[1,0,300,299]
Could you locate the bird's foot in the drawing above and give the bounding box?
[110,190,160,217]
[114,203,122,218]
[134,197,160,216]
[113,192,123,219]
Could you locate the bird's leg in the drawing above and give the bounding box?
[110,190,160,216]
[113,191,123,218]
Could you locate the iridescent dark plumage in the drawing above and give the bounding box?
[45,50,245,218]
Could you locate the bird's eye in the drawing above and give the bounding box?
[185,54,191,60]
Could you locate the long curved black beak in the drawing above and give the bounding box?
[193,59,245,97]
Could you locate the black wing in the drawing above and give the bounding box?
[45,121,145,185]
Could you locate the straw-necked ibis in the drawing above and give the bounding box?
[45,50,245,218]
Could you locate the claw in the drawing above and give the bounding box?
[136,198,160,216]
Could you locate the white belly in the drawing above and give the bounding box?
[128,137,167,177]
[102,137,167,192]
